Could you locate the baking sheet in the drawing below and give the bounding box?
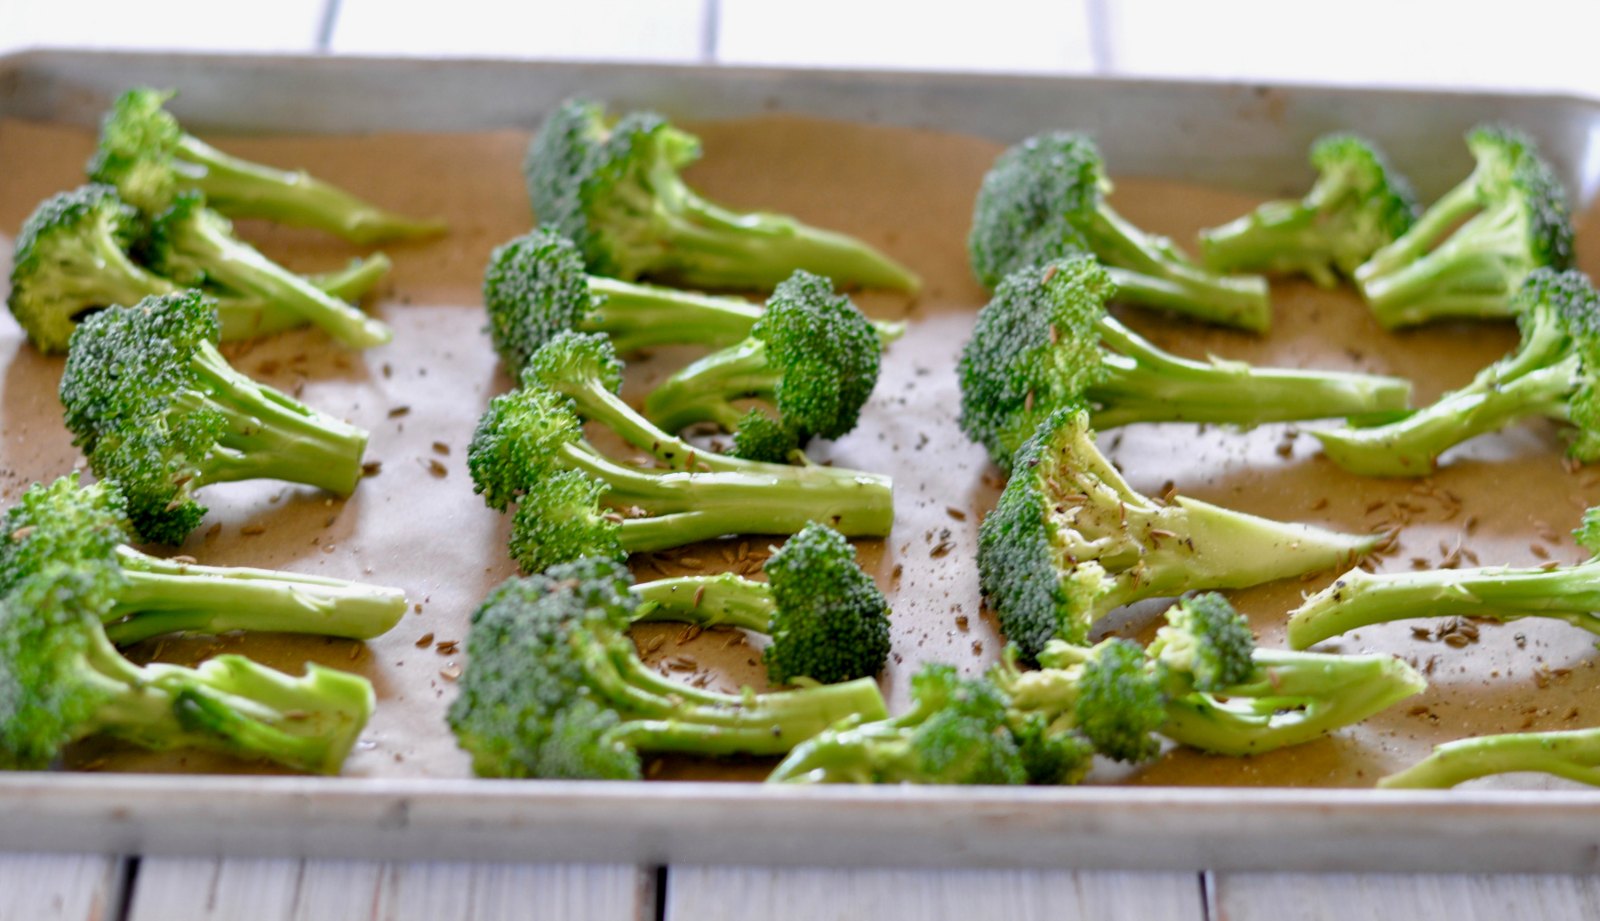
[5,108,1600,790]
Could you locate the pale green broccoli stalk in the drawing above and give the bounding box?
[524,99,919,293]
[767,663,1044,785]
[88,87,444,244]
[145,192,391,349]
[976,407,1379,662]
[630,521,890,684]
[1312,268,1600,477]
[1199,134,1419,287]
[1380,728,1600,789]
[956,256,1413,471]
[0,475,406,646]
[1289,507,1600,648]
[643,270,884,458]
[216,254,393,342]
[968,131,1270,331]
[0,563,373,774]
[446,558,887,779]
[1354,124,1573,328]
[58,291,370,545]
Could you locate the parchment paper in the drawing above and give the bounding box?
[1,112,1598,789]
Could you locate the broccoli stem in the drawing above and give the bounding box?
[631,574,776,632]
[585,277,762,353]
[1099,496,1380,611]
[1357,182,1482,283]
[1158,649,1426,756]
[215,254,392,342]
[1311,359,1575,477]
[168,211,391,348]
[74,228,181,308]
[1196,203,1342,287]
[650,194,920,294]
[175,135,445,244]
[544,374,739,474]
[1287,561,1600,649]
[643,339,776,433]
[1088,317,1413,429]
[1088,209,1271,332]
[101,545,406,645]
[1360,206,1526,327]
[83,632,372,774]
[557,442,894,546]
[1379,728,1600,789]
[181,341,369,495]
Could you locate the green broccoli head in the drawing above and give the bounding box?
[957,256,1114,469]
[967,132,1102,289]
[1308,133,1420,247]
[1470,125,1574,271]
[900,664,1028,785]
[761,521,891,685]
[520,329,625,399]
[0,475,128,598]
[1526,268,1600,461]
[1073,638,1165,764]
[482,228,600,377]
[1008,710,1095,785]
[7,185,178,353]
[85,88,186,212]
[1575,506,1600,556]
[0,564,123,769]
[508,472,624,574]
[751,270,882,440]
[729,408,801,463]
[446,559,644,780]
[1150,593,1256,693]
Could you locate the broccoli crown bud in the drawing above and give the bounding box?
[753,270,881,439]
[967,131,1103,289]
[1469,125,1574,270]
[85,87,184,212]
[1154,593,1256,693]
[1308,133,1420,243]
[1576,507,1600,557]
[1074,638,1165,763]
[508,472,623,573]
[1523,268,1600,459]
[761,521,890,684]
[958,256,1115,470]
[0,476,128,598]
[446,559,644,780]
[729,409,800,463]
[483,228,598,377]
[903,663,1027,785]
[522,329,625,397]
[467,384,585,512]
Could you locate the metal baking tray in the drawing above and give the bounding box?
[4,50,1600,872]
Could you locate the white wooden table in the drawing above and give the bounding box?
[5,0,1600,917]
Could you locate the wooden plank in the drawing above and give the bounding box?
[715,0,1094,72]
[1214,873,1600,921]
[329,0,710,62]
[0,0,328,54]
[0,853,126,921]
[664,866,1204,921]
[127,857,651,921]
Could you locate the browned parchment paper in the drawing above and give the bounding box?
[2,112,1599,788]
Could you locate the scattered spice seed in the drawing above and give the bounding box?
[426,459,448,478]
[436,640,460,655]
[415,633,435,648]
[946,506,967,521]
[362,460,383,477]
[431,441,450,455]
[240,524,266,537]
[930,541,954,558]
[388,406,411,418]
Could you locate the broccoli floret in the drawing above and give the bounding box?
[630,521,890,684]
[6,185,180,353]
[1313,268,1600,476]
[446,557,888,779]
[88,87,443,244]
[145,192,391,349]
[0,563,374,773]
[1289,506,1600,647]
[470,331,893,572]
[0,474,406,645]
[524,99,919,293]
[483,227,765,374]
[58,291,371,545]
[1354,124,1573,328]
[957,257,1413,471]
[997,595,1425,760]
[1199,134,1419,287]
[968,131,1271,331]
[5,185,394,350]
[767,662,1032,785]
[1380,727,1600,789]
[976,407,1380,661]
[644,270,884,453]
